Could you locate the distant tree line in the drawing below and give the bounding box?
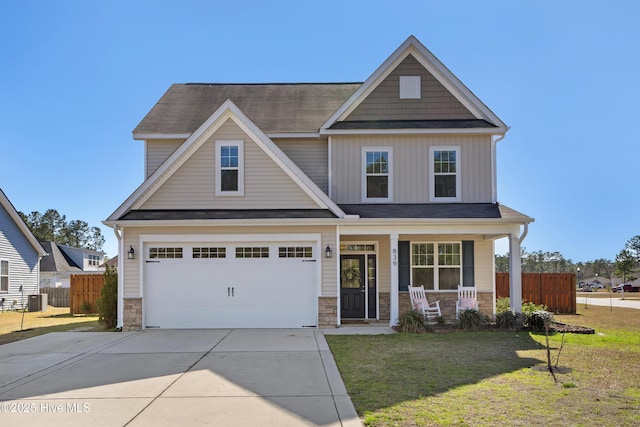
[18,209,105,252]
[495,234,640,284]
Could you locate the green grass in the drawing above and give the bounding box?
[326,305,640,426]
[0,307,100,346]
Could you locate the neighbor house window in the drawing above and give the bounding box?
[0,260,8,292]
[411,242,461,291]
[400,76,421,99]
[430,146,460,201]
[88,254,101,266]
[215,140,244,196]
[362,147,392,202]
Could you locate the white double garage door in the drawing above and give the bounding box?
[142,235,320,329]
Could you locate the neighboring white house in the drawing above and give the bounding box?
[39,241,106,288]
[0,188,47,310]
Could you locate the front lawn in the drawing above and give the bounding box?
[0,307,100,346]
[326,306,640,426]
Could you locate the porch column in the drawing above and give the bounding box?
[508,234,523,313]
[390,233,399,327]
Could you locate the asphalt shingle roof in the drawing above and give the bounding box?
[133,83,362,135]
[338,203,532,221]
[39,241,82,273]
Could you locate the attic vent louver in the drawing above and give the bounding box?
[399,76,421,99]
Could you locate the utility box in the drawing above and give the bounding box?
[28,294,48,312]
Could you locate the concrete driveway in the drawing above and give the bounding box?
[0,330,361,427]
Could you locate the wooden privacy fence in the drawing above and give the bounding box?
[496,273,576,314]
[70,274,104,315]
[40,287,70,307]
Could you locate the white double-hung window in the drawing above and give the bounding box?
[0,260,9,292]
[362,147,392,202]
[411,242,461,291]
[215,140,244,196]
[430,146,460,201]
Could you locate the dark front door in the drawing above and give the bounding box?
[341,255,365,318]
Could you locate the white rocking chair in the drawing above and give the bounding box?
[407,285,441,325]
[456,286,479,318]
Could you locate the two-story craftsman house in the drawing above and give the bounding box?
[105,36,533,330]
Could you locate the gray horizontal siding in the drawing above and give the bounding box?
[330,134,492,204]
[274,138,328,193]
[146,139,185,178]
[0,204,40,310]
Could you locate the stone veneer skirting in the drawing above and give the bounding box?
[318,297,337,328]
[123,298,143,331]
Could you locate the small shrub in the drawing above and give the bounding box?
[396,310,430,333]
[435,315,445,325]
[527,310,554,332]
[496,297,548,316]
[456,309,489,330]
[495,311,524,331]
[496,297,511,314]
[96,265,118,329]
[523,300,548,316]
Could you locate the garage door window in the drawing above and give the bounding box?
[279,247,313,258]
[193,247,226,258]
[236,247,269,258]
[149,247,183,259]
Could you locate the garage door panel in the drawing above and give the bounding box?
[144,241,318,329]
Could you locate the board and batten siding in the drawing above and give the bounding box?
[330,134,492,203]
[273,138,328,193]
[121,225,337,298]
[0,204,40,309]
[141,119,320,210]
[345,54,475,122]
[145,139,185,179]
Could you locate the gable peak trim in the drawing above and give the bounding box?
[107,100,346,221]
[321,35,506,130]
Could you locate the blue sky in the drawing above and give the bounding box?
[1,1,638,262]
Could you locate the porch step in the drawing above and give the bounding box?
[341,319,388,325]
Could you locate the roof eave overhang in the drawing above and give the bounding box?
[104,215,533,229]
[320,127,508,136]
[133,133,191,140]
[133,132,325,140]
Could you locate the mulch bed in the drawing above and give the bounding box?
[550,322,595,334]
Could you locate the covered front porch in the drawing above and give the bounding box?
[322,221,528,328]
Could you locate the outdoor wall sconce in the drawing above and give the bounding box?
[128,245,135,260]
[324,245,333,258]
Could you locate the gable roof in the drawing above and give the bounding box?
[321,35,507,133]
[133,83,361,138]
[0,188,47,257]
[39,241,82,273]
[107,100,347,223]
